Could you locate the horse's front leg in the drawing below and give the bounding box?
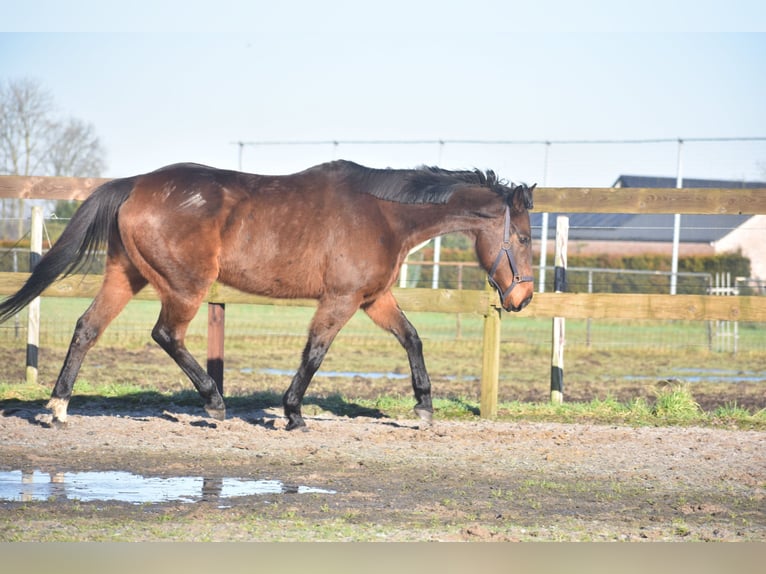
[283,297,359,430]
[363,290,433,423]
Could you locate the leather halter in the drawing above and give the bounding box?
[487,204,534,305]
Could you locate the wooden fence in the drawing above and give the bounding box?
[2,176,766,417]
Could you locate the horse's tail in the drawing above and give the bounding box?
[0,177,136,324]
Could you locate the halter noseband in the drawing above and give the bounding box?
[487,204,534,305]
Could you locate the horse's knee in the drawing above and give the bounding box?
[72,316,100,349]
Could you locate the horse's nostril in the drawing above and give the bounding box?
[505,294,532,313]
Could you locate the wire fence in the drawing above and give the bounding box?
[1,135,765,355]
[1,297,764,356]
[230,137,766,187]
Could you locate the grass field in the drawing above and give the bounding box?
[1,297,764,429]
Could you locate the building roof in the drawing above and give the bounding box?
[614,174,766,190]
[532,175,766,243]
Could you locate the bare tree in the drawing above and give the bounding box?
[45,117,107,177]
[0,78,54,177]
[0,78,107,240]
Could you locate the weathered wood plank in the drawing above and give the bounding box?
[0,176,110,201]
[533,187,766,214]
[390,288,490,315]
[1,176,764,215]
[520,292,766,322]
[480,305,501,418]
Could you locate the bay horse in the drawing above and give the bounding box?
[0,160,534,430]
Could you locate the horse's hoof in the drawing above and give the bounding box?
[285,417,308,431]
[414,407,433,426]
[205,406,226,421]
[46,398,69,427]
[50,418,68,430]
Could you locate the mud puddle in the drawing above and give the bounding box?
[0,470,336,505]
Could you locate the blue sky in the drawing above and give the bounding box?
[2,2,765,185]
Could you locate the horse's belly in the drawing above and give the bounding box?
[217,259,323,300]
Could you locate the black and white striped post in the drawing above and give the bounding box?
[26,206,43,385]
[550,215,568,404]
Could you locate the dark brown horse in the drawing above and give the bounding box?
[0,160,534,429]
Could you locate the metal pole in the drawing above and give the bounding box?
[432,236,441,289]
[538,142,551,293]
[431,141,445,288]
[398,262,409,288]
[670,139,683,295]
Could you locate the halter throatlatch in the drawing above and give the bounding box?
[487,204,534,306]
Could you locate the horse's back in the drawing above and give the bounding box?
[113,162,395,301]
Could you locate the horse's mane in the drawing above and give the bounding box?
[328,160,533,208]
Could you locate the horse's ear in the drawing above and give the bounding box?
[512,183,535,210]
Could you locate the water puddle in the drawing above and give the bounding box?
[673,368,765,383]
[247,367,410,380]
[0,470,335,504]
[246,367,478,382]
[622,368,765,384]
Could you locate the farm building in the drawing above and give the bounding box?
[532,175,766,281]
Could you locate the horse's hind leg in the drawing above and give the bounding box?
[151,300,225,420]
[48,257,147,426]
[283,295,360,430]
[363,290,433,423]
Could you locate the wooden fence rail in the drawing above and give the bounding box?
[1,175,765,418]
[2,273,765,322]
[2,175,766,214]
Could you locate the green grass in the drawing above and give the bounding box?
[3,379,763,430]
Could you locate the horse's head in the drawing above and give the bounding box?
[474,180,535,312]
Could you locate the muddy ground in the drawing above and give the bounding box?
[0,344,763,541]
[1,396,764,541]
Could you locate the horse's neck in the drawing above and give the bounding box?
[391,203,478,252]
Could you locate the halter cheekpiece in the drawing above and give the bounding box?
[487,204,534,305]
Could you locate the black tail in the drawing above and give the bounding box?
[0,177,136,324]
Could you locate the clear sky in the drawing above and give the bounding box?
[2,1,765,186]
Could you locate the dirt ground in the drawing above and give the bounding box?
[1,393,764,541]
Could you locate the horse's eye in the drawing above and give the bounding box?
[518,235,531,246]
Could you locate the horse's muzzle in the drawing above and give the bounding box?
[503,293,533,313]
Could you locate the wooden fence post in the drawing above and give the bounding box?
[207,302,225,395]
[480,284,502,418]
[26,206,43,385]
[550,215,569,404]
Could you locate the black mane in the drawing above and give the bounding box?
[328,160,532,208]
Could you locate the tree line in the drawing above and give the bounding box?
[0,77,106,240]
